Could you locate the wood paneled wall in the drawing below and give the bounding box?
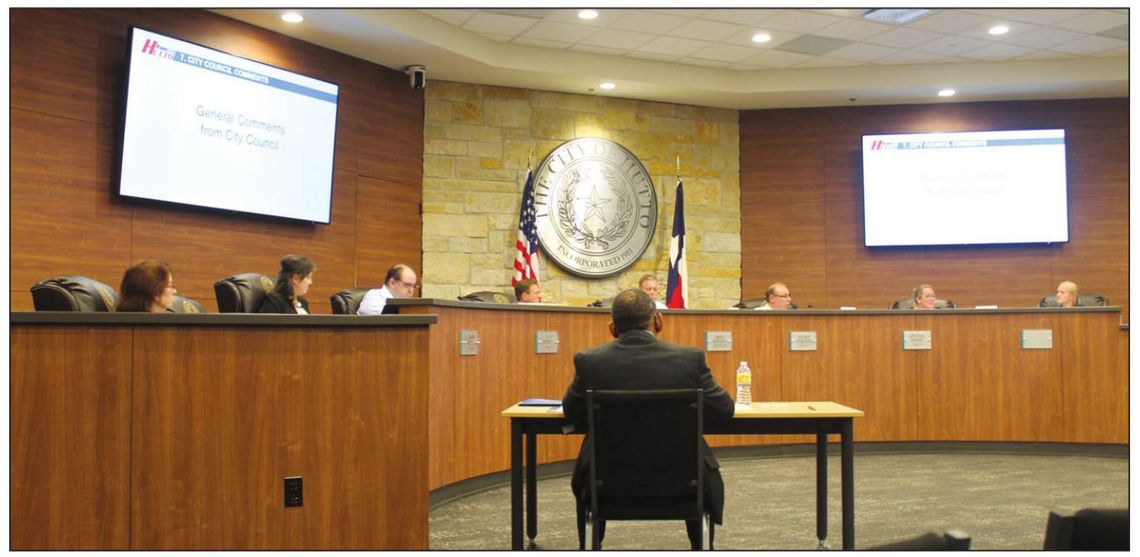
[10,9,423,314]
[740,99,1129,322]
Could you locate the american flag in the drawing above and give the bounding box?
[513,168,541,286]
[665,179,687,309]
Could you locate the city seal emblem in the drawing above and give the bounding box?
[533,138,657,278]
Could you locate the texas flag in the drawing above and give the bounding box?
[665,179,687,309]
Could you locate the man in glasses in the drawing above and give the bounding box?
[755,282,793,310]
[358,263,418,315]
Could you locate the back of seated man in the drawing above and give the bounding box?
[562,288,735,549]
[514,279,542,304]
[358,264,417,315]
[756,282,792,310]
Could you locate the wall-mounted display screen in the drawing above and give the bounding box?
[862,129,1068,247]
[117,27,339,224]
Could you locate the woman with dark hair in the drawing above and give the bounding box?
[118,260,176,312]
[259,254,315,314]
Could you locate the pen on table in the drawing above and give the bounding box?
[807,405,816,411]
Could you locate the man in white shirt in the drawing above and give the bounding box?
[755,282,792,310]
[357,264,418,315]
[638,274,668,309]
[514,279,542,304]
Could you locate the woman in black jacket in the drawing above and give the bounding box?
[259,254,315,314]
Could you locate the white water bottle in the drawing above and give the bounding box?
[735,361,752,407]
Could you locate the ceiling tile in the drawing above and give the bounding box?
[795,56,861,69]
[1003,27,1085,49]
[650,9,710,18]
[522,20,597,43]
[688,42,761,63]
[958,42,1037,61]
[738,49,813,69]
[611,11,688,34]
[864,27,944,49]
[983,9,1090,26]
[568,44,628,57]
[877,49,964,65]
[1050,35,1128,56]
[814,18,894,41]
[512,37,571,49]
[699,9,782,26]
[904,10,992,34]
[679,57,732,69]
[669,18,748,42]
[419,9,476,28]
[541,8,629,24]
[462,11,540,36]
[828,42,898,63]
[956,19,1043,41]
[578,28,656,50]
[635,36,710,57]
[624,50,678,62]
[482,8,557,20]
[914,35,993,56]
[762,10,842,33]
[476,32,515,43]
[1052,9,1129,34]
[1098,24,1128,41]
[775,34,852,56]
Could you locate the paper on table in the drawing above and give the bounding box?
[519,398,562,407]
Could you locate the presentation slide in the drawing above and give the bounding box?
[862,129,1068,247]
[119,27,339,223]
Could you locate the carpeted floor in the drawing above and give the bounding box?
[429,450,1128,550]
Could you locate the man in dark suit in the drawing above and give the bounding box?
[562,288,735,549]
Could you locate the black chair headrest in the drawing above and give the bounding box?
[31,275,119,312]
[458,290,513,304]
[330,287,372,315]
[169,294,206,314]
[213,273,275,313]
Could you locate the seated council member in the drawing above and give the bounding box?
[638,274,668,309]
[358,263,418,315]
[913,284,937,309]
[1056,281,1079,307]
[755,282,793,310]
[514,279,543,303]
[117,260,177,312]
[259,254,315,314]
[562,289,735,549]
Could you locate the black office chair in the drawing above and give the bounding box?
[1038,294,1109,307]
[30,275,119,311]
[587,296,614,308]
[458,290,513,304]
[330,287,371,315]
[169,294,206,313]
[213,273,275,313]
[868,529,971,550]
[890,298,955,310]
[1043,508,1129,550]
[584,388,708,550]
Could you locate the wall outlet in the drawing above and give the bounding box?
[284,476,303,507]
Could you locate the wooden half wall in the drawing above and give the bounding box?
[10,9,423,314]
[741,99,1129,322]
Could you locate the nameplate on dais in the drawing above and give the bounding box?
[705,331,733,352]
[1020,329,1053,349]
[789,331,818,351]
[459,330,480,356]
[535,330,560,354]
[902,330,932,350]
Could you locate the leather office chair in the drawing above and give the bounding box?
[1038,294,1109,307]
[330,287,372,315]
[31,275,119,311]
[890,298,955,310]
[169,294,206,313]
[1043,508,1129,550]
[458,290,513,304]
[584,388,708,550]
[868,529,971,550]
[586,296,614,308]
[213,273,275,313]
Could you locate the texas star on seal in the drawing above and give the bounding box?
[533,138,657,278]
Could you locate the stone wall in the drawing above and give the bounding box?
[421,82,740,309]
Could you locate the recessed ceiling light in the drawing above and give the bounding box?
[862,9,930,25]
[281,13,303,23]
[578,10,598,20]
[988,24,1010,36]
[751,32,772,44]
[599,82,616,90]
[938,88,956,97]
